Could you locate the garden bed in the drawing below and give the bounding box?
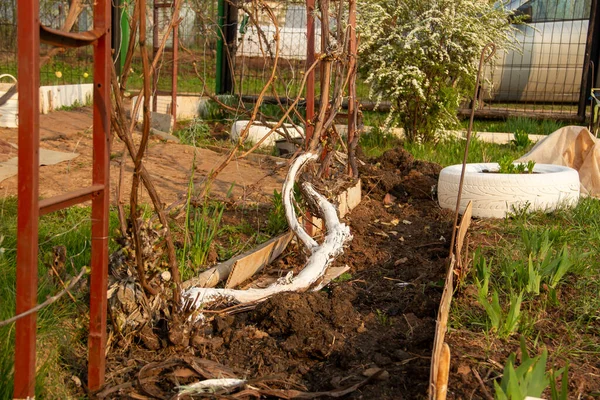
[96,147,454,398]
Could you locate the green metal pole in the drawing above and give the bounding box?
[120,2,130,73]
[216,0,225,94]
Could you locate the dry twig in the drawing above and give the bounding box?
[0,266,87,327]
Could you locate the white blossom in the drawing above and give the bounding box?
[357,0,518,141]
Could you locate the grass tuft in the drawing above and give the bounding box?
[0,198,120,398]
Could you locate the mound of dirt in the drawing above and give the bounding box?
[252,286,359,356]
[360,147,442,200]
[189,286,361,381]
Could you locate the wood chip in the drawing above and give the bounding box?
[394,257,408,266]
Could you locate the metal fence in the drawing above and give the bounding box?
[0,0,220,93]
[232,0,318,99]
[2,0,599,122]
[0,0,95,87]
[475,0,598,120]
[142,0,220,96]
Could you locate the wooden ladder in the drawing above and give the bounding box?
[14,0,111,397]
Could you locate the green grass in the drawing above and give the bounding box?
[404,135,532,167]
[360,127,401,158]
[362,110,391,128]
[2,55,372,100]
[0,198,120,398]
[401,133,599,390]
[1,59,94,87]
[449,198,600,386]
[459,116,575,136]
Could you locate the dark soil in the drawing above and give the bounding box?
[101,147,454,399]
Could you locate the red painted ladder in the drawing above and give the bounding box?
[14,0,111,397]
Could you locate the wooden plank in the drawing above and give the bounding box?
[435,343,451,400]
[429,255,455,399]
[430,202,472,399]
[225,231,293,288]
[182,231,292,290]
[312,265,351,291]
[455,201,473,264]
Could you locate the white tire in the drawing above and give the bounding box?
[437,163,580,218]
[230,120,304,148]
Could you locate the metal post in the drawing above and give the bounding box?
[111,0,122,76]
[305,0,315,147]
[216,0,236,94]
[579,0,600,121]
[216,0,225,94]
[172,4,178,124]
[223,0,237,94]
[88,0,111,390]
[120,1,130,73]
[14,0,41,396]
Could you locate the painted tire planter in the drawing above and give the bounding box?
[437,163,580,218]
[230,120,304,148]
[0,74,18,128]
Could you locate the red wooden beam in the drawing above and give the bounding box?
[40,25,104,47]
[88,0,111,390]
[38,185,104,216]
[14,0,112,396]
[14,0,41,397]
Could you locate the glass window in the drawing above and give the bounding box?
[522,0,591,22]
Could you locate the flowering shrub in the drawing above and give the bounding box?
[357,0,517,142]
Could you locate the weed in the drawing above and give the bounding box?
[511,129,532,149]
[198,96,238,121]
[550,363,570,400]
[504,117,564,136]
[375,309,391,326]
[333,272,353,283]
[216,235,245,261]
[473,248,491,297]
[57,98,91,111]
[189,201,225,268]
[508,228,574,294]
[264,190,288,236]
[174,119,212,146]
[544,246,574,289]
[497,155,535,174]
